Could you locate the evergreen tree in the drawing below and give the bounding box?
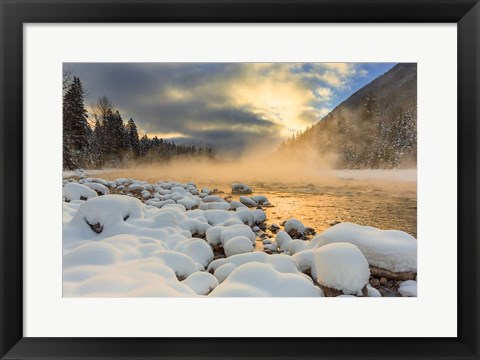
[126,118,140,157]
[63,76,90,169]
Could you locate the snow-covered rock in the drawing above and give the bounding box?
[63,258,198,297]
[209,263,322,297]
[366,284,382,297]
[398,280,417,297]
[314,242,370,296]
[177,196,199,210]
[284,218,306,237]
[223,236,254,257]
[128,183,146,191]
[208,252,301,276]
[229,200,246,210]
[239,196,257,207]
[85,182,110,195]
[275,230,292,251]
[309,222,417,272]
[199,202,230,211]
[62,177,417,299]
[182,272,218,295]
[252,209,266,224]
[251,195,270,205]
[71,194,144,234]
[63,182,98,201]
[202,195,225,203]
[220,224,256,245]
[231,183,252,194]
[173,238,214,267]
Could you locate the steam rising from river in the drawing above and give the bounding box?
[89,154,416,193]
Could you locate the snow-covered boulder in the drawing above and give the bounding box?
[128,183,146,191]
[153,251,201,279]
[220,224,256,245]
[173,238,214,267]
[292,250,316,275]
[85,182,110,196]
[252,209,266,224]
[63,258,198,297]
[229,200,246,210]
[284,218,305,238]
[232,208,255,226]
[208,252,301,276]
[275,230,292,251]
[63,241,122,268]
[177,196,199,210]
[63,182,98,201]
[251,195,269,205]
[177,218,211,237]
[239,196,257,207]
[223,236,254,257]
[141,190,152,199]
[209,263,322,297]
[286,239,308,255]
[314,242,370,296]
[366,284,382,297]
[310,222,417,272]
[71,194,144,233]
[398,280,417,297]
[231,183,252,194]
[213,263,237,283]
[182,272,218,295]
[202,195,225,203]
[199,202,230,211]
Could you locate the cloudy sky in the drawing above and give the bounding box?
[65,62,396,153]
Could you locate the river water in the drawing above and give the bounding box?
[88,168,417,239]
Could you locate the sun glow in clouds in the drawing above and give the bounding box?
[67,62,396,153]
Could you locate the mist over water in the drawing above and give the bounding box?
[87,155,417,238]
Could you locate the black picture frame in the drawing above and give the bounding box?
[1,1,479,359]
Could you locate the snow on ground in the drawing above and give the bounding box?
[62,176,417,297]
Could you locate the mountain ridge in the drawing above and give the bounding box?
[277,63,417,169]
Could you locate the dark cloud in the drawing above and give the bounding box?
[65,63,284,153]
[64,62,393,154]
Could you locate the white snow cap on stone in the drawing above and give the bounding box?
[284,218,305,236]
[251,195,269,205]
[85,182,110,195]
[314,242,370,295]
[310,222,417,272]
[239,196,257,207]
[366,285,382,297]
[182,272,218,295]
[209,263,322,297]
[223,236,254,257]
[275,230,292,251]
[398,280,417,297]
[63,182,98,201]
[231,183,252,194]
[72,194,144,230]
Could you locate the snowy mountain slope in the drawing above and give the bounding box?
[277,63,417,169]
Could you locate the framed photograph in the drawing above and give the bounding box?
[1,0,479,359]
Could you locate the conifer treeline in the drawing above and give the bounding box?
[277,93,416,168]
[63,74,214,170]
